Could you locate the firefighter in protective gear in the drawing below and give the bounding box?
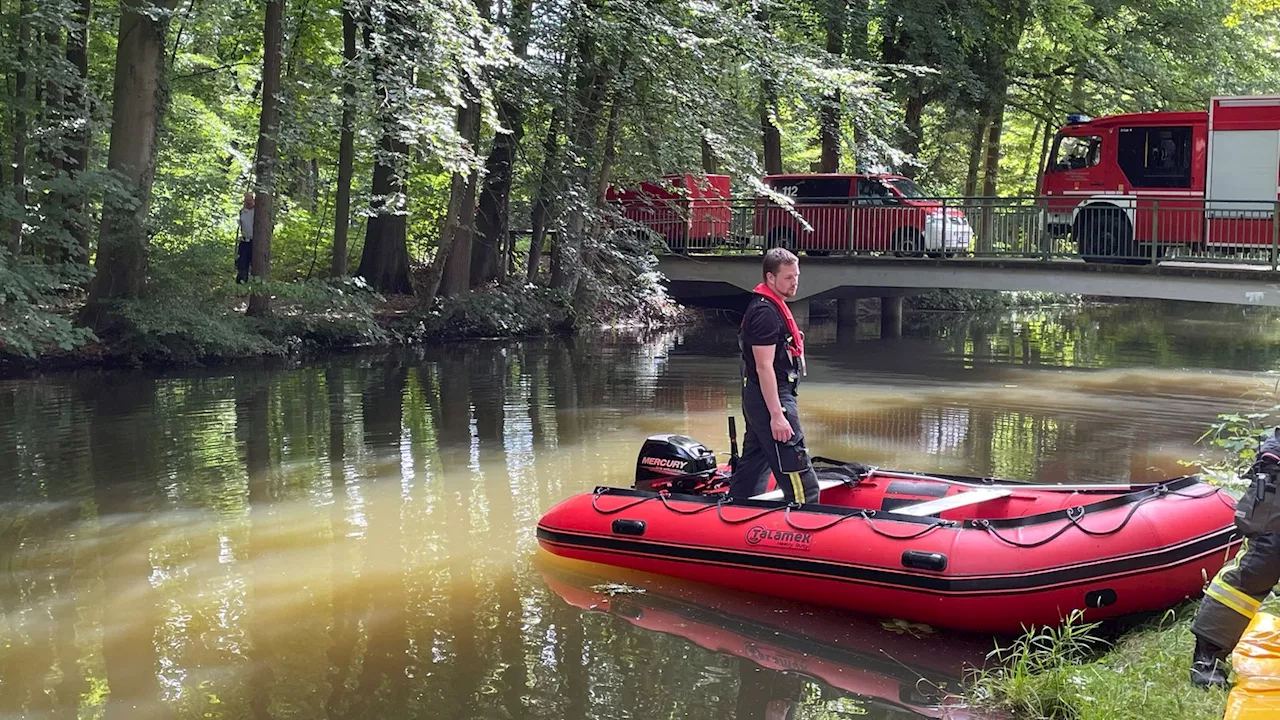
[1189,428,1280,688]
[726,248,820,504]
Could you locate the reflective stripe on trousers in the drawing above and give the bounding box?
[1192,534,1280,650]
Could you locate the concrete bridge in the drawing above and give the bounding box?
[657,254,1280,333]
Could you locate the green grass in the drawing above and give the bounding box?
[965,603,1230,720]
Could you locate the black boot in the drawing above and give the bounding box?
[1190,637,1230,689]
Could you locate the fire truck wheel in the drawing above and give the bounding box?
[1073,208,1134,263]
[893,229,924,258]
[766,228,796,251]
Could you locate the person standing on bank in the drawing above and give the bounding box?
[727,248,820,504]
[236,193,255,284]
[1188,428,1280,688]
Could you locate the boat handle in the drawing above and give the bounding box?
[901,550,948,572]
[612,519,647,536]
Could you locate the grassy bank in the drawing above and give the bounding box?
[963,411,1272,720]
[1,279,693,372]
[965,604,1229,720]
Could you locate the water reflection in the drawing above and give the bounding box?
[1,302,1280,718]
[538,557,989,719]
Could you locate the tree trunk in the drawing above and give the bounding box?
[595,91,624,206]
[980,79,1007,199]
[83,0,179,329]
[471,103,521,288]
[1068,58,1088,113]
[1020,119,1041,188]
[963,114,986,197]
[472,0,533,288]
[977,69,1007,254]
[755,4,783,175]
[331,0,356,277]
[65,0,93,261]
[438,89,482,298]
[700,135,718,174]
[9,0,31,255]
[355,6,413,297]
[39,22,67,264]
[356,129,413,294]
[1037,114,1054,191]
[248,0,285,317]
[527,108,563,283]
[847,0,868,168]
[551,39,609,292]
[899,80,926,178]
[819,0,845,173]
[441,0,493,297]
[759,81,783,175]
[418,95,480,306]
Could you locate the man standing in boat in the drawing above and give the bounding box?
[1189,429,1280,688]
[727,248,820,504]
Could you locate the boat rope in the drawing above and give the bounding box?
[591,489,656,515]
[592,483,1229,546]
[716,500,790,525]
[856,511,948,540]
[657,493,723,515]
[781,506,947,540]
[591,489,722,516]
[977,484,1225,548]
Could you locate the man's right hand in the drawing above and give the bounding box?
[770,413,793,443]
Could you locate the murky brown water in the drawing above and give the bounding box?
[3,301,1280,719]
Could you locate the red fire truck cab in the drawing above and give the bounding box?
[752,173,973,256]
[1040,95,1280,261]
[605,173,733,251]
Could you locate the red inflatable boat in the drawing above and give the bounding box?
[536,433,1241,634]
[540,558,989,718]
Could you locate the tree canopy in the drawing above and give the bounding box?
[0,0,1277,359]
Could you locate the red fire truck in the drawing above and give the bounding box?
[605,173,733,251]
[1040,95,1280,261]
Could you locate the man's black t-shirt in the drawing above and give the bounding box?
[740,295,796,390]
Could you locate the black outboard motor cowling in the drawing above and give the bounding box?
[634,434,717,493]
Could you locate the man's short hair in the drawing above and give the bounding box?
[763,247,799,278]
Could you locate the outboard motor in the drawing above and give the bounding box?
[634,434,718,494]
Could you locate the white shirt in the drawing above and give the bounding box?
[239,207,255,242]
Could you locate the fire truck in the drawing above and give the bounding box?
[604,173,733,251]
[1039,95,1280,262]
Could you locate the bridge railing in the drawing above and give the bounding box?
[609,194,1280,267]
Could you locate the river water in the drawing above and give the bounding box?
[2,301,1279,720]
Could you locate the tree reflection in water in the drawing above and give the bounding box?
[1,302,1279,718]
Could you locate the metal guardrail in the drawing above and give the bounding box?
[605,195,1280,268]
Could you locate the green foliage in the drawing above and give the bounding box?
[966,609,1109,719]
[98,239,388,364]
[906,289,1079,312]
[0,253,95,360]
[417,283,575,340]
[966,605,1229,720]
[5,0,1280,366]
[1196,381,1280,484]
[575,227,688,327]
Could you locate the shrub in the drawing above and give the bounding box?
[417,282,575,340]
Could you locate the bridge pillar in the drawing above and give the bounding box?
[837,298,859,329]
[788,298,810,328]
[880,296,902,338]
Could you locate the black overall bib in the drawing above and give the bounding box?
[726,295,819,504]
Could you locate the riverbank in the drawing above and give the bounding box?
[966,602,1230,720]
[1,283,1082,374]
[961,410,1269,720]
[0,280,697,374]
